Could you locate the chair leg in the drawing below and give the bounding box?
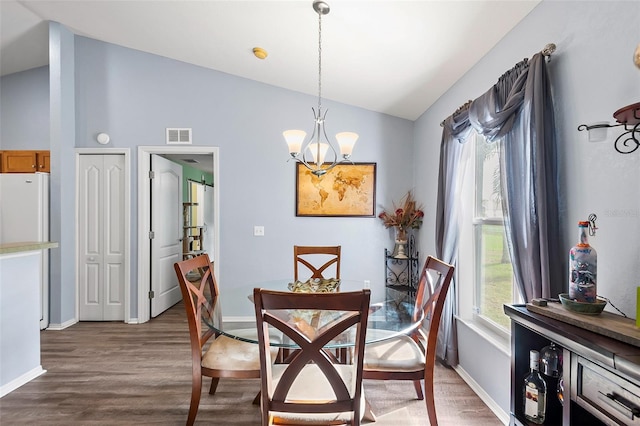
[426,391,438,426]
[425,365,437,426]
[261,403,270,426]
[208,377,220,395]
[413,379,424,400]
[187,373,203,426]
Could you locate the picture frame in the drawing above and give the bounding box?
[295,162,377,217]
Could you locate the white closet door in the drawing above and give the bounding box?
[78,154,125,321]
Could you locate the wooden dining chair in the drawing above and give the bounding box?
[293,245,341,281]
[253,288,371,426]
[174,254,279,426]
[362,255,454,426]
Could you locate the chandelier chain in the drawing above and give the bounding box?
[317,10,322,112]
[282,1,358,177]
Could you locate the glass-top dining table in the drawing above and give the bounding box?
[201,278,423,349]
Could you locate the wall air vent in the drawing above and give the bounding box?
[166,128,192,144]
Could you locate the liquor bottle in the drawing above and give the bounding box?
[523,350,547,424]
[569,221,597,302]
[540,342,561,378]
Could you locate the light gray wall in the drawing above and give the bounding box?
[0,29,414,324]
[0,66,49,149]
[414,0,640,418]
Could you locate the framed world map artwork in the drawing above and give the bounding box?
[295,162,377,217]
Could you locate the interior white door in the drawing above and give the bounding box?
[78,154,125,321]
[150,154,183,317]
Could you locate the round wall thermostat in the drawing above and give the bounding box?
[96,133,110,145]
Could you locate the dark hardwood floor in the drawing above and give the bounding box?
[0,302,502,425]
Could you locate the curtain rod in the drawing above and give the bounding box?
[439,100,472,127]
[541,43,556,57]
[439,42,557,127]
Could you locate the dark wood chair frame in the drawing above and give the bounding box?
[174,254,262,426]
[254,288,371,426]
[293,245,341,281]
[362,255,454,426]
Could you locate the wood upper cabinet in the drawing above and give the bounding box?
[1,150,50,173]
[36,151,50,172]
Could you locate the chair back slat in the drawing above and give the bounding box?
[294,245,341,281]
[413,255,454,328]
[174,254,220,351]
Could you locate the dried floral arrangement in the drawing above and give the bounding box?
[378,191,425,233]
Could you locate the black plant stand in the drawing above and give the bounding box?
[384,234,419,309]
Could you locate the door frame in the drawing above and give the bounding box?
[75,148,132,323]
[137,146,220,324]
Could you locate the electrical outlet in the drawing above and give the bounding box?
[364,280,370,289]
[253,226,265,237]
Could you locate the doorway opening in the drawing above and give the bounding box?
[137,146,219,324]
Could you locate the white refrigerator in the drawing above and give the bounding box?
[0,173,50,329]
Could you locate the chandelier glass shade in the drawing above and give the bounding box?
[283,0,358,177]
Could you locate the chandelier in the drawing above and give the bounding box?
[283,0,358,177]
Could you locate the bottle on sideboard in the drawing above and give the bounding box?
[569,220,597,302]
[523,350,547,424]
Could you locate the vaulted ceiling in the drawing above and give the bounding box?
[1,0,539,121]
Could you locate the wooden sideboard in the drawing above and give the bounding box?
[0,150,50,173]
[505,304,640,425]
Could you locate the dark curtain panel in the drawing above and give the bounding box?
[435,52,563,366]
[435,108,472,365]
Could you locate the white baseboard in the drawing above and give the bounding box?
[223,316,254,324]
[453,364,510,425]
[48,318,139,327]
[0,366,46,398]
[46,317,77,330]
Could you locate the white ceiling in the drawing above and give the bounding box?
[0,0,539,121]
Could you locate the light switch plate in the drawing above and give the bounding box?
[254,226,265,237]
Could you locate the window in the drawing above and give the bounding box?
[471,134,520,332]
